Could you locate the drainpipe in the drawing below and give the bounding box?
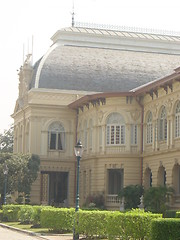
[135,96,144,185]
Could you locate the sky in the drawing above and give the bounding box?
[0,0,180,133]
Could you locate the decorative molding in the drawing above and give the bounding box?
[130,109,141,121]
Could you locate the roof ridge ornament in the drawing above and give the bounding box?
[74,21,180,37]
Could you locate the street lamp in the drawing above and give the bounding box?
[73,140,83,240]
[3,164,8,205]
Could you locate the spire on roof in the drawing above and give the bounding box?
[71,0,75,27]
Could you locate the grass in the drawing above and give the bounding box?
[3,222,50,234]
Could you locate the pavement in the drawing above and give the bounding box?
[0,222,75,240]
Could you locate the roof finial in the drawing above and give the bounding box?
[72,0,75,27]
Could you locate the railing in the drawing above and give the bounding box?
[130,146,138,153]
[106,194,121,204]
[106,146,126,154]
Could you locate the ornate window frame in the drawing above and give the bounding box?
[106,113,125,145]
[48,122,65,151]
[146,111,153,144]
[175,101,180,138]
[158,106,167,141]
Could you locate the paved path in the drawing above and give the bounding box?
[0,224,73,240]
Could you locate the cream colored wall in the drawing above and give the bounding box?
[77,96,143,206]
[143,80,180,193]
[13,89,85,206]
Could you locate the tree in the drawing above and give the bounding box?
[143,186,174,214]
[0,153,40,204]
[0,125,13,153]
[119,185,144,209]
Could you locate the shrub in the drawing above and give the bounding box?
[32,205,44,226]
[77,210,108,238]
[144,186,174,214]
[176,211,180,218]
[118,185,144,209]
[84,193,105,209]
[2,205,21,221]
[107,209,161,240]
[151,218,180,240]
[163,210,177,218]
[40,207,74,232]
[0,209,3,221]
[18,205,34,223]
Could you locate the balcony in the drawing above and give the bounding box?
[106,146,126,154]
[106,194,121,209]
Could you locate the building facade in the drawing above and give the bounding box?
[12,26,180,209]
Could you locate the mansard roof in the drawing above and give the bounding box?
[30,26,180,93]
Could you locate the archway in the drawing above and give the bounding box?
[144,167,152,189]
[157,165,166,186]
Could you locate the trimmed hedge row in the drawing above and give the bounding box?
[1,205,50,225]
[151,218,180,240]
[1,205,180,240]
[40,207,75,232]
[40,208,162,239]
[75,210,161,239]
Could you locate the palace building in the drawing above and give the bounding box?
[12,24,180,209]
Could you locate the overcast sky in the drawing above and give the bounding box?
[0,0,180,133]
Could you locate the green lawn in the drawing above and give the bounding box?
[3,222,50,234]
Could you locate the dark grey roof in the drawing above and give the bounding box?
[32,45,180,92]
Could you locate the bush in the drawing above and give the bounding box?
[2,205,21,221]
[107,209,161,240]
[40,207,74,232]
[118,185,144,209]
[0,209,3,221]
[18,205,34,223]
[163,210,177,218]
[144,186,174,214]
[84,193,105,209]
[77,210,108,238]
[151,218,180,240]
[176,211,180,218]
[32,205,44,226]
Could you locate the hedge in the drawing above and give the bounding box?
[163,210,177,218]
[18,205,34,223]
[73,209,161,239]
[106,210,161,240]
[76,210,108,238]
[2,205,22,221]
[40,207,74,232]
[150,218,180,240]
[176,211,180,218]
[2,204,47,225]
[0,209,3,221]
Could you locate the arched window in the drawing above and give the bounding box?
[48,122,65,150]
[106,113,125,145]
[131,124,137,145]
[175,101,180,138]
[159,106,167,141]
[146,112,153,144]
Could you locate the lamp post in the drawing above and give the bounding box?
[73,140,83,240]
[3,164,8,205]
